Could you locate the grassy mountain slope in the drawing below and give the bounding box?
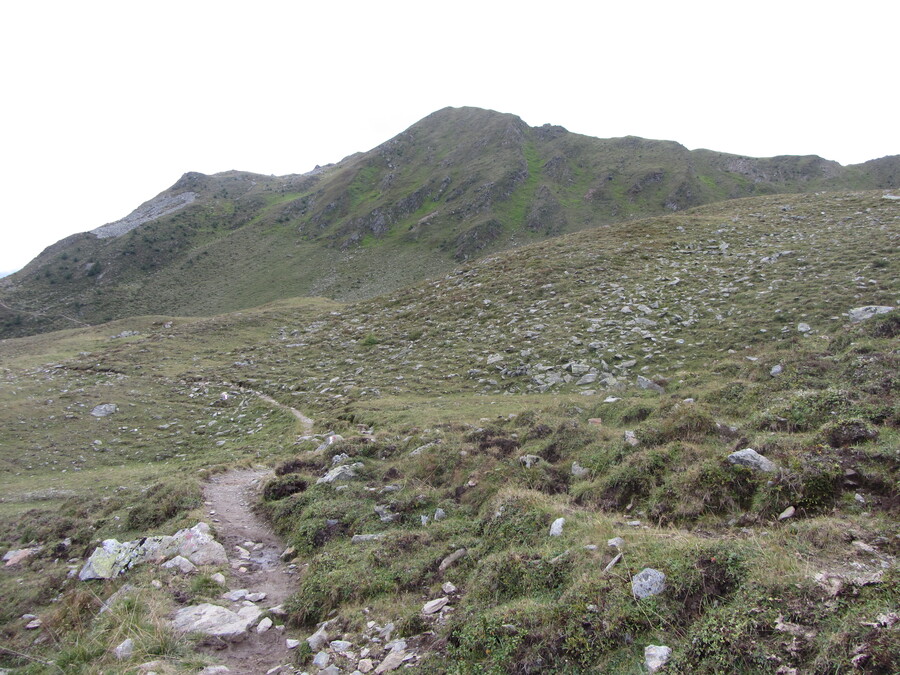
[0,190,897,673]
[2,107,898,339]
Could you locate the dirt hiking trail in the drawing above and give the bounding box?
[202,469,298,673]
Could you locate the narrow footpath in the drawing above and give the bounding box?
[198,393,313,673]
[201,469,298,673]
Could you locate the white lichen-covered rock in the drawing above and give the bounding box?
[80,522,226,580]
[171,603,262,641]
[549,517,565,537]
[79,539,146,580]
[645,645,672,672]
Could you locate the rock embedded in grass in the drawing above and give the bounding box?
[848,305,894,322]
[727,448,777,473]
[422,597,449,614]
[632,568,666,599]
[90,403,118,417]
[549,517,565,536]
[114,638,134,660]
[645,645,672,672]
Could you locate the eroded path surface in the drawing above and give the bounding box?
[255,393,314,435]
[202,468,298,673]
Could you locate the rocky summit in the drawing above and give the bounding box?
[0,108,897,674]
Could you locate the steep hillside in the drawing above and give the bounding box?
[2,107,899,340]
[0,191,897,673]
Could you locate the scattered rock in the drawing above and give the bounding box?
[286,639,301,649]
[91,403,118,417]
[222,589,248,602]
[727,448,777,473]
[317,463,363,484]
[257,617,273,633]
[312,651,331,668]
[645,645,672,672]
[608,537,625,549]
[624,430,639,447]
[636,375,664,393]
[814,572,845,596]
[422,597,449,614]
[25,618,42,629]
[632,568,666,599]
[358,658,375,673]
[374,649,407,673]
[439,548,467,573]
[778,506,795,520]
[199,667,230,675]
[549,517,565,537]
[848,306,894,322]
[351,534,384,544]
[571,461,589,477]
[518,454,542,468]
[770,364,783,376]
[307,625,329,651]
[3,547,40,567]
[161,555,197,575]
[114,638,134,660]
[797,322,812,333]
[604,553,623,572]
[330,639,353,652]
[442,581,458,594]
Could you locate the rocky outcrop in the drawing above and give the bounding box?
[79,522,227,580]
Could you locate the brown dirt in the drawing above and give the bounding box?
[200,468,301,674]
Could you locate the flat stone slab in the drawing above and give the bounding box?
[171,603,262,641]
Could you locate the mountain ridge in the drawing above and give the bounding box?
[1,105,898,338]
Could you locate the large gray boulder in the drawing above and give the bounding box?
[171,603,262,641]
[727,448,777,473]
[632,568,666,599]
[848,306,894,322]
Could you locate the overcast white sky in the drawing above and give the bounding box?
[1,0,897,274]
